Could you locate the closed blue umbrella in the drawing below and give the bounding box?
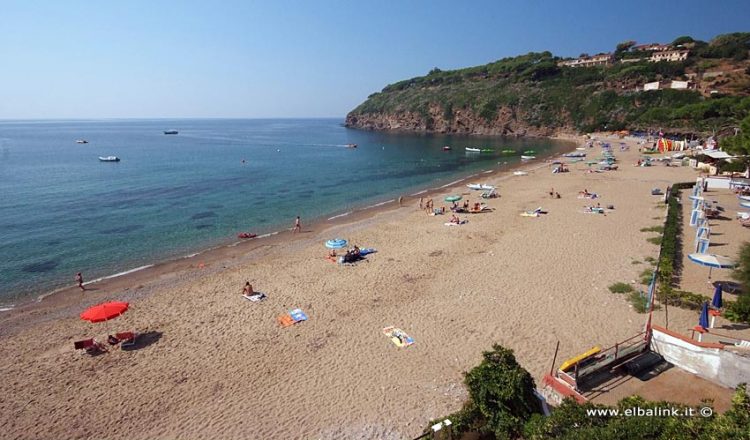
[699,302,709,330]
[711,284,723,309]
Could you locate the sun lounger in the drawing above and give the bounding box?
[736,340,750,349]
[383,326,414,347]
[74,338,107,355]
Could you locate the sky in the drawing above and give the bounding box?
[1,0,748,119]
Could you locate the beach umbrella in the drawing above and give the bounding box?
[325,238,348,249]
[712,284,723,309]
[80,301,129,323]
[698,302,709,330]
[687,253,735,280]
[444,195,462,202]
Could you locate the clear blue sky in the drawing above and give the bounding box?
[1,0,748,119]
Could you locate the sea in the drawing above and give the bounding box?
[0,118,571,308]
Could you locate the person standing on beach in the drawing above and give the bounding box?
[419,197,423,210]
[293,216,301,233]
[398,195,403,207]
[75,272,85,291]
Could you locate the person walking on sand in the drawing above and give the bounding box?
[419,197,423,210]
[293,216,301,233]
[398,195,403,207]
[75,272,85,291]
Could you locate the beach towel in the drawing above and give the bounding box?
[277,314,295,328]
[582,207,605,214]
[290,308,308,322]
[444,220,467,226]
[359,248,377,256]
[382,326,414,348]
[243,292,267,302]
[520,212,539,217]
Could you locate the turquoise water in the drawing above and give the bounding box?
[0,119,570,305]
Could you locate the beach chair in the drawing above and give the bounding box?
[74,338,107,355]
[115,332,138,348]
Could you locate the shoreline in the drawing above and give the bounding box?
[3,132,722,440]
[0,136,579,332]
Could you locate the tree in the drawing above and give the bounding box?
[672,35,695,46]
[723,114,750,166]
[428,67,442,75]
[616,40,636,53]
[464,345,541,439]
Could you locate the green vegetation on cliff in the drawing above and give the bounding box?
[348,33,750,135]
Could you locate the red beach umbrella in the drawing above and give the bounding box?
[80,301,129,323]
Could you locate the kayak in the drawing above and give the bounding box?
[521,155,536,160]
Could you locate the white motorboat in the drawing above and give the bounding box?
[465,147,481,152]
[98,156,120,162]
[75,139,89,144]
[521,155,536,160]
[467,183,495,190]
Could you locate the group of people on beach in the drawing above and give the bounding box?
[419,197,435,214]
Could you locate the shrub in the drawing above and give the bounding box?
[627,291,649,313]
[609,282,635,294]
[640,225,664,233]
[647,236,663,246]
[725,293,750,324]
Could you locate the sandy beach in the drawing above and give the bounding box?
[0,134,742,439]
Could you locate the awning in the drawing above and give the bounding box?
[703,150,733,160]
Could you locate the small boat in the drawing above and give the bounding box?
[576,147,586,151]
[513,171,528,176]
[443,146,451,151]
[501,149,515,154]
[75,139,88,144]
[163,130,179,135]
[467,183,495,190]
[563,152,586,158]
[346,143,357,148]
[98,156,120,162]
[523,150,536,155]
[521,155,536,160]
[465,147,481,153]
[481,148,494,153]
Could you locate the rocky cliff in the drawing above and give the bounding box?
[345,104,561,137]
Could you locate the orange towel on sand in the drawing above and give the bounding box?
[277,314,295,328]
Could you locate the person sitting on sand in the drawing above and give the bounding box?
[352,245,360,257]
[328,249,337,258]
[473,202,481,211]
[242,282,254,296]
[450,214,460,224]
[555,192,561,199]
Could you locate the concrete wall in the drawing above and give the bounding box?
[644,81,660,91]
[650,327,750,389]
